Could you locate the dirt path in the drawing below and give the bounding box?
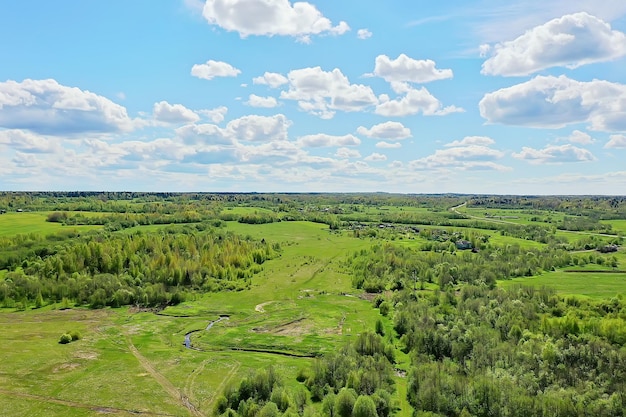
[126,337,205,417]
[0,388,176,416]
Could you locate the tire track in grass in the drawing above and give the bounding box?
[126,336,205,417]
[0,388,176,416]
[205,360,241,411]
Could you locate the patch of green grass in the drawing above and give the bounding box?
[0,212,100,237]
[499,271,626,299]
[603,219,626,235]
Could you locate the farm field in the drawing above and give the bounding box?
[0,212,102,237]
[1,192,625,416]
[499,270,626,299]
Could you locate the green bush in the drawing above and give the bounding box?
[58,333,72,344]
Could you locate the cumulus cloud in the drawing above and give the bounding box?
[202,0,350,39]
[566,130,595,145]
[0,78,135,135]
[297,133,361,147]
[364,152,387,162]
[0,129,59,153]
[198,106,228,123]
[444,136,496,147]
[376,141,402,149]
[482,12,626,76]
[372,54,453,83]
[357,29,372,39]
[246,94,279,108]
[357,121,412,140]
[226,114,291,142]
[153,101,200,124]
[479,75,626,131]
[191,60,241,80]
[410,138,507,171]
[176,123,231,145]
[280,67,378,118]
[252,72,289,88]
[335,147,361,158]
[512,144,596,163]
[605,134,626,148]
[176,114,291,145]
[375,86,463,117]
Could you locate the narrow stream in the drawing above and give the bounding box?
[184,316,229,349]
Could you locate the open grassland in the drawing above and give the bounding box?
[456,206,564,226]
[0,220,398,417]
[0,212,101,237]
[603,219,626,235]
[500,270,626,299]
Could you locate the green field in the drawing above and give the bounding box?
[500,270,626,299]
[0,220,398,416]
[2,194,626,417]
[0,212,101,237]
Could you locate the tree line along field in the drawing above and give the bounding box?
[0,192,625,417]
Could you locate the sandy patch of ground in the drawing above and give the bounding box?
[74,351,98,360]
[53,362,80,373]
[255,301,273,313]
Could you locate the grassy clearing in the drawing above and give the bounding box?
[0,212,101,237]
[499,270,626,299]
[603,219,626,235]
[0,220,386,416]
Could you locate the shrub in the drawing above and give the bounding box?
[58,333,72,344]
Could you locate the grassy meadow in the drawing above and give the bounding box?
[0,219,396,417]
[1,195,625,417]
[0,211,101,237]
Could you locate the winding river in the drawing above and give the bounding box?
[184,316,229,349]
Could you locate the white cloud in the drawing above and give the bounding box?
[376,141,402,149]
[357,121,412,140]
[482,12,626,76]
[253,72,289,88]
[566,130,595,145]
[364,152,387,162]
[297,133,361,147]
[198,106,228,123]
[479,75,626,131]
[444,136,495,147]
[191,60,241,80]
[280,67,378,118]
[479,44,491,57]
[153,101,200,124]
[372,54,453,83]
[410,138,507,171]
[176,113,291,145]
[605,134,626,148]
[357,29,372,39]
[202,0,350,39]
[375,86,464,117]
[246,94,279,108]
[0,78,135,135]
[176,123,231,145]
[512,144,596,164]
[226,114,291,142]
[0,129,59,153]
[335,147,361,158]
[474,1,626,44]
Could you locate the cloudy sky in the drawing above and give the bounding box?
[1,0,626,194]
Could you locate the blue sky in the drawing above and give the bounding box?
[1,0,626,194]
